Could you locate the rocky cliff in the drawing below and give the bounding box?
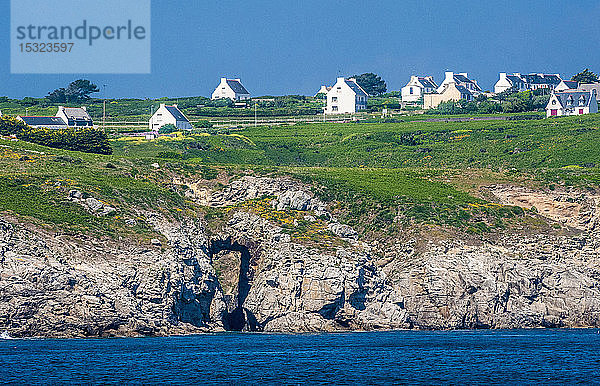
[1,176,600,337]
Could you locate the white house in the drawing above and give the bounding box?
[401,76,438,102]
[17,116,68,129]
[437,72,481,95]
[315,85,332,96]
[149,104,193,131]
[325,77,368,114]
[211,78,251,101]
[546,89,597,117]
[555,80,579,92]
[56,106,93,127]
[495,73,562,94]
[424,82,474,109]
[578,82,600,96]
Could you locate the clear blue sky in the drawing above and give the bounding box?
[1,0,599,99]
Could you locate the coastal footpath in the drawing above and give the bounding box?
[2,176,600,338]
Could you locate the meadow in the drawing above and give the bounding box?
[1,113,598,241]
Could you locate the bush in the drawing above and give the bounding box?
[158,124,177,134]
[18,126,112,154]
[0,115,30,135]
[194,120,213,128]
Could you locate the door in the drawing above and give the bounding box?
[551,109,558,116]
[579,109,584,115]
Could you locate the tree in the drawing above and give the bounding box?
[571,69,599,84]
[46,79,99,103]
[348,73,387,96]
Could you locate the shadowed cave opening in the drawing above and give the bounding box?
[210,237,259,332]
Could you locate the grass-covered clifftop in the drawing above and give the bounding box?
[1,114,599,242]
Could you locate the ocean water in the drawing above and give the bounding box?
[1,329,599,384]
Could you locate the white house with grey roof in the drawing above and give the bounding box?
[149,104,193,131]
[494,73,562,94]
[325,77,368,114]
[56,106,93,127]
[401,76,438,102]
[211,78,251,101]
[546,89,597,117]
[437,72,481,95]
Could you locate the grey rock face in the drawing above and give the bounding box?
[2,178,600,337]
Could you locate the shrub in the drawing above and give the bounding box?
[18,126,112,154]
[158,123,177,134]
[0,115,29,135]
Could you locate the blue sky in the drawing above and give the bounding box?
[1,0,600,99]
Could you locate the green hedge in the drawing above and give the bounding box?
[18,126,113,155]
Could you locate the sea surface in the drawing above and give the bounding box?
[1,329,600,384]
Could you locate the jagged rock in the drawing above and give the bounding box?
[328,222,358,239]
[85,198,104,212]
[2,180,600,337]
[150,238,161,246]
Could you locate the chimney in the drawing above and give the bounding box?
[445,71,454,82]
[221,77,227,82]
[160,103,166,108]
[499,72,507,81]
[338,77,346,82]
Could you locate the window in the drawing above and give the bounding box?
[410,87,414,94]
[567,96,574,106]
[332,97,338,102]
[552,99,556,105]
[579,96,586,106]
[332,106,338,111]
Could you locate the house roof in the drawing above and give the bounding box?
[60,107,92,121]
[552,90,595,109]
[455,84,473,96]
[453,74,482,91]
[164,105,189,122]
[344,79,368,96]
[523,74,561,85]
[19,116,67,126]
[418,77,437,89]
[562,80,579,89]
[226,79,250,95]
[506,75,525,85]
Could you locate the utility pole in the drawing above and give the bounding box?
[102,84,107,130]
[254,100,257,127]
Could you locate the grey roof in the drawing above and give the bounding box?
[61,107,92,120]
[418,77,437,89]
[553,90,595,108]
[506,75,525,85]
[453,74,482,91]
[523,74,561,85]
[226,79,250,95]
[19,116,67,126]
[344,79,368,96]
[455,84,473,96]
[164,105,189,122]
[562,80,579,89]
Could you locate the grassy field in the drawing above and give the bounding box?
[1,113,599,241]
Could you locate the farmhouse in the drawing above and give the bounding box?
[149,104,193,131]
[17,116,68,129]
[325,77,368,114]
[494,73,562,94]
[437,72,481,95]
[315,85,332,96]
[401,76,438,102]
[211,78,251,101]
[546,89,598,117]
[424,82,473,109]
[56,106,93,127]
[555,80,579,92]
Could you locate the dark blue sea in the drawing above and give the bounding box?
[1,329,600,384]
